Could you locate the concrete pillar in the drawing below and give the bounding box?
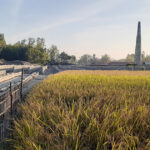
[134,21,141,65]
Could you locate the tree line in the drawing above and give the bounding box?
[0,37,77,65]
[0,35,112,65]
[1,35,150,65]
[77,52,150,65]
[126,52,150,63]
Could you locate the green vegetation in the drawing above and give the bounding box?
[0,34,6,53]
[78,54,111,65]
[0,35,76,65]
[125,52,150,63]
[0,38,49,65]
[10,71,150,150]
[1,33,150,65]
[48,45,76,65]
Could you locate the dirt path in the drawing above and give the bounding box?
[23,75,46,95]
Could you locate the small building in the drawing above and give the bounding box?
[90,61,107,66]
[108,61,132,66]
[143,62,150,65]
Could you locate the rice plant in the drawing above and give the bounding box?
[10,71,150,150]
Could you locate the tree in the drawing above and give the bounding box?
[93,54,96,61]
[144,55,150,62]
[28,38,35,47]
[59,52,76,64]
[27,47,48,64]
[1,37,49,64]
[125,52,145,63]
[0,34,6,54]
[36,37,45,49]
[69,55,76,64]
[0,35,77,65]
[141,51,145,63]
[48,45,59,64]
[100,54,111,64]
[27,38,48,64]
[78,54,93,65]
[20,39,27,46]
[59,52,71,64]
[1,44,28,61]
[126,54,134,62]
[91,54,100,64]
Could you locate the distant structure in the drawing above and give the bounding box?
[134,21,141,65]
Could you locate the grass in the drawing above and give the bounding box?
[10,71,150,150]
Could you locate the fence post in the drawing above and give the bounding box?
[10,82,13,116]
[20,69,24,101]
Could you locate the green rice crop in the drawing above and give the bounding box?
[11,71,150,150]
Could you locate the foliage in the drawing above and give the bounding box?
[59,52,76,64]
[0,34,6,53]
[27,47,48,65]
[48,45,60,64]
[11,71,150,150]
[59,52,71,63]
[1,39,76,65]
[48,46,76,65]
[78,54,111,65]
[0,38,49,64]
[126,53,135,62]
[69,55,76,64]
[0,44,28,61]
[100,54,111,64]
[27,38,48,64]
[125,52,150,63]
[144,55,150,62]
[78,54,93,65]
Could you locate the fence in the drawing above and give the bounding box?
[0,71,39,143]
[0,71,6,77]
[0,65,41,74]
[0,72,21,84]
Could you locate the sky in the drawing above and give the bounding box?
[1,0,150,59]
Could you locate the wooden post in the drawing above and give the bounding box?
[10,82,13,116]
[20,69,24,101]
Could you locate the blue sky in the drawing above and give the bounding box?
[1,0,150,59]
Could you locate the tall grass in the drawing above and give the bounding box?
[11,71,150,150]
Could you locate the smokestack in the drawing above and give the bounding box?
[134,21,141,65]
